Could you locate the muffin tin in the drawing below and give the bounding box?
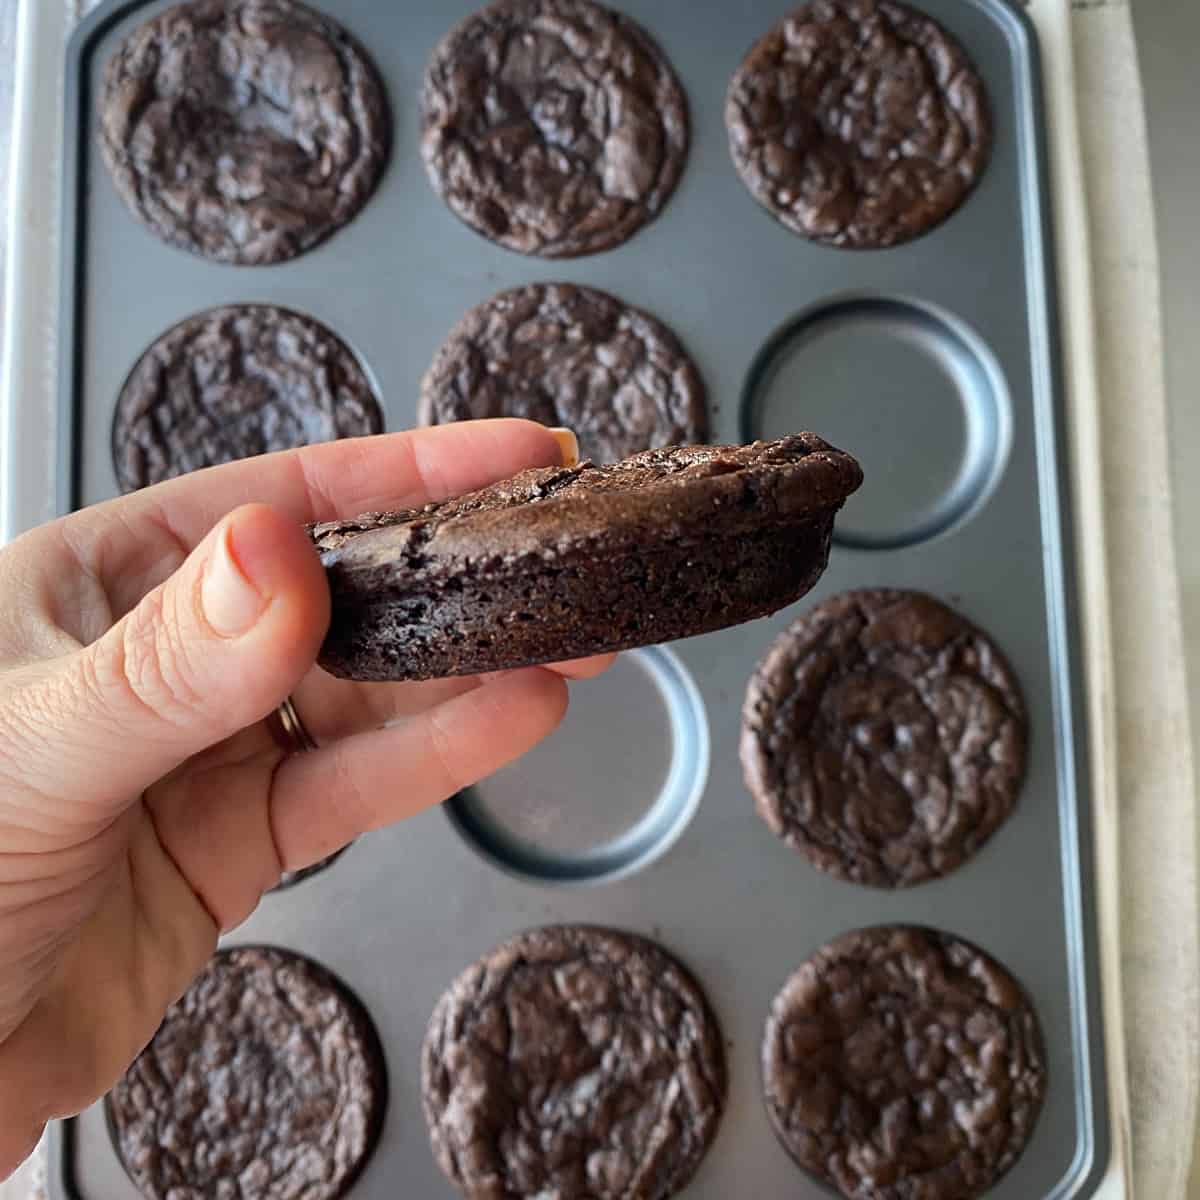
[50,1,1112,1197]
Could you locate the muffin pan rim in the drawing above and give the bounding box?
[444,643,711,886]
[740,291,1014,551]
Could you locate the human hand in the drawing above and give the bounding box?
[0,419,610,1176]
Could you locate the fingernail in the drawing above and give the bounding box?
[548,426,579,467]
[202,522,267,637]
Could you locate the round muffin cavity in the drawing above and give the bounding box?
[422,925,726,1199]
[420,0,689,258]
[741,588,1026,887]
[420,283,707,464]
[763,925,1046,1199]
[725,0,992,249]
[107,946,386,1200]
[112,304,383,493]
[99,0,390,265]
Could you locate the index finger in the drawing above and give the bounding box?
[45,421,573,621]
[118,419,571,545]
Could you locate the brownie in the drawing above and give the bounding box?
[271,846,346,891]
[107,946,386,1200]
[111,304,383,493]
[725,0,992,248]
[309,435,863,681]
[419,283,708,464]
[741,589,1026,887]
[422,925,726,1199]
[420,0,688,257]
[99,0,389,265]
[762,926,1046,1199]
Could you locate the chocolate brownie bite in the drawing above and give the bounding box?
[107,946,386,1200]
[310,435,863,681]
[741,588,1026,887]
[420,0,689,257]
[271,846,346,891]
[725,0,992,248]
[419,283,707,464]
[762,926,1047,1199]
[99,0,389,265]
[111,304,382,493]
[422,925,726,1199]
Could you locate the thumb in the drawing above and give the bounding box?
[21,503,329,817]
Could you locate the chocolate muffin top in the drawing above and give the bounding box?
[763,925,1046,1199]
[99,0,389,264]
[422,925,726,1198]
[726,0,991,248]
[420,0,688,257]
[419,283,707,464]
[311,435,862,568]
[111,304,382,492]
[107,946,386,1200]
[742,588,1026,887]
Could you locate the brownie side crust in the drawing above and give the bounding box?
[311,435,863,680]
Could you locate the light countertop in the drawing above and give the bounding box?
[1135,0,1200,827]
[1134,4,1200,1192]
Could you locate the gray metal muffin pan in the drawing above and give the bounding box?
[50,0,1111,1197]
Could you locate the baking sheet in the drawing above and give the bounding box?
[47,0,1112,1196]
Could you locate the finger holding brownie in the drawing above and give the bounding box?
[0,419,610,1178]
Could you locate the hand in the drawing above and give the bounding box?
[0,419,610,1176]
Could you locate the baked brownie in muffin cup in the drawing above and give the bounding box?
[420,0,689,257]
[99,0,390,265]
[725,0,992,249]
[111,304,383,493]
[270,845,347,891]
[419,283,708,464]
[310,435,863,681]
[107,946,387,1200]
[762,925,1047,1199]
[422,925,726,1199]
[741,588,1027,887]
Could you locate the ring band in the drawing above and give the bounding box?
[269,695,319,754]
